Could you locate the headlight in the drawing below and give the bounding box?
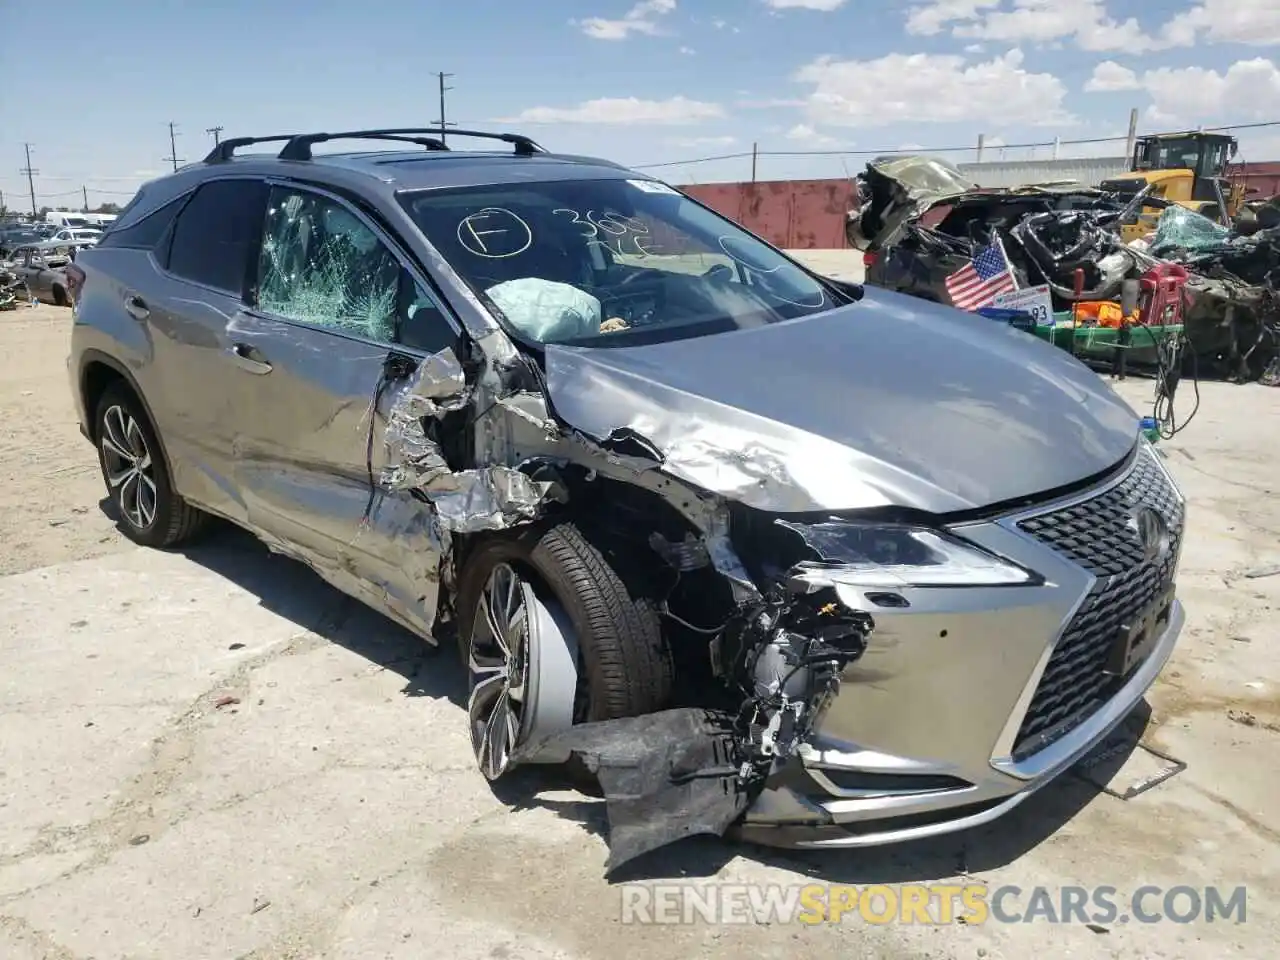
[777,520,1040,588]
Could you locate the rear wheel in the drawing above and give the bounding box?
[455,522,672,780]
[94,383,207,547]
[52,285,67,307]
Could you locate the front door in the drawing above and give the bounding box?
[227,182,464,636]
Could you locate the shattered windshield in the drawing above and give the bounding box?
[399,178,837,346]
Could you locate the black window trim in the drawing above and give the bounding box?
[152,175,268,300]
[245,177,464,352]
[99,191,192,253]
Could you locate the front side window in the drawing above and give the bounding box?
[257,187,405,344]
[399,177,841,347]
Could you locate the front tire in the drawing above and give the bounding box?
[455,522,672,780]
[94,384,206,547]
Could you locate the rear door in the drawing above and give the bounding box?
[225,181,464,634]
[136,178,269,522]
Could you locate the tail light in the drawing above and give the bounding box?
[65,262,86,305]
[862,251,879,268]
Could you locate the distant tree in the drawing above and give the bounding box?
[38,206,51,218]
[93,202,122,214]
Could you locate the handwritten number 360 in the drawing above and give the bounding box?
[553,209,648,239]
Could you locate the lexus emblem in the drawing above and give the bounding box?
[1127,506,1169,563]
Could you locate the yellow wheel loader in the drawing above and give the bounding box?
[1100,132,1247,243]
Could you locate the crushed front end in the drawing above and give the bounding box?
[736,441,1186,849]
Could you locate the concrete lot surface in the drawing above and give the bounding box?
[2,297,1278,959]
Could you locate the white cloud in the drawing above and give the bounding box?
[668,135,738,147]
[736,96,807,108]
[963,43,985,53]
[906,0,999,35]
[679,45,695,54]
[906,0,1280,52]
[576,0,676,40]
[785,124,845,147]
[1140,58,1280,126]
[951,1,1162,54]
[764,0,848,10]
[1162,0,1280,47]
[1085,60,1140,92]
[793,48,1073,127]
[503,95,724,125]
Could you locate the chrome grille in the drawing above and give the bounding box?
[1012,446,1184,760]
[1017,445,1183,578]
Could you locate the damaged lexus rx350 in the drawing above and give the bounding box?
[66,129,1185,868]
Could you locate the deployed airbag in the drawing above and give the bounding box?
[486,278,601,341]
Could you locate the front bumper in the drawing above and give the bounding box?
[738,442,1186,849]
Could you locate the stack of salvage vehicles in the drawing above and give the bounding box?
[0,211,112,309]
[847,131,1280,388]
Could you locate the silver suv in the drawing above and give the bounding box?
[67,128,1185,865]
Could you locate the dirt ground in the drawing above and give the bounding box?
[2,299,1279,959]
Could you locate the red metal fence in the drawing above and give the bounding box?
[1228,162,1280,201]
[680,179,856,250]
[682,162,1280,250]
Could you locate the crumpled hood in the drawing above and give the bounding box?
[848,155,978,251]
[544,287,1138,515]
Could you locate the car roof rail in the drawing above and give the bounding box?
[203,135,301,163]
[203,132,454,164]
[275,128,546,161]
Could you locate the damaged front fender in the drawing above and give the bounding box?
[379,345,556,533]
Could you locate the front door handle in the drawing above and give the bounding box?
[124,295,149,320]
[228,342,273,375]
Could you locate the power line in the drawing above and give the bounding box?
[435,72,456,147]
[20,143,38,217]
[633,118,1280,169]
[9,116,1280,189]
[164,121,185,172]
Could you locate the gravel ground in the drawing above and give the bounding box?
[1,297,1278,959]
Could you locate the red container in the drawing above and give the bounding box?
[1138,264,1188,327]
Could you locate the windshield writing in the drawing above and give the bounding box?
[400,178,836,346]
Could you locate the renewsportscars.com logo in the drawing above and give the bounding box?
[619,883,1248,926]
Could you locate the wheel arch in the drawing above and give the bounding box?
[78,350,178,482]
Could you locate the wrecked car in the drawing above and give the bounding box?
[68,129,1186,870]
[850,155,1147,309]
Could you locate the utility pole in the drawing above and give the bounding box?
[751,141,758,182]
[434,72,456,146]
[207,125,223,146]
[20,143,38,217]
[976,133,986,164]
[82,185,89,212]
[1125,107,1139,164]
[164,122,184,172]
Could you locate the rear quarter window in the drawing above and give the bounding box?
[96,196,187,251]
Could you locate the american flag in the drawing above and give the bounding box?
[945,241,1016,311]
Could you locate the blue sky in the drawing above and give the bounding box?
[2,0,1279,211]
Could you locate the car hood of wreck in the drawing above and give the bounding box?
[543,286,1139,516]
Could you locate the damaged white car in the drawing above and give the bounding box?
[67,129,1185,872]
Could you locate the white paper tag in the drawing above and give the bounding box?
[992,284,1054,326]
[627,178,681,196]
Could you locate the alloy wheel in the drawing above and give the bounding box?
[100,405,157,530]
[467,562,533,780]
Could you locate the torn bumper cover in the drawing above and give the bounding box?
[532,587,873,875]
